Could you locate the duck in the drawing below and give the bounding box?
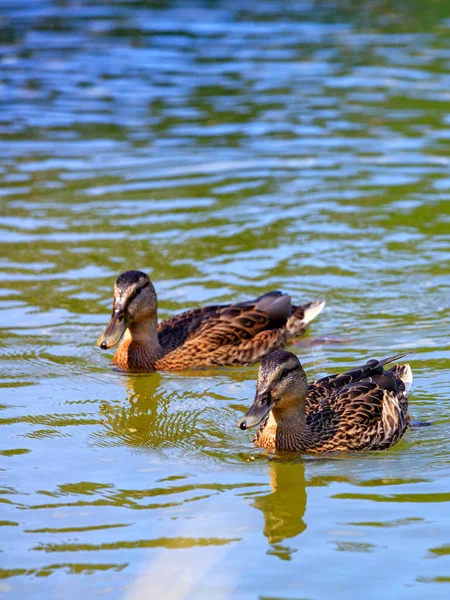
[238,350,413,453]
[97,270,325,371]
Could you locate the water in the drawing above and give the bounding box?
[1,0,450,597]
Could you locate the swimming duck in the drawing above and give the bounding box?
[239,350,412,453]
[97,270,325,371]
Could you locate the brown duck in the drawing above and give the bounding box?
[97,270,325,371]
[239,350,413,453]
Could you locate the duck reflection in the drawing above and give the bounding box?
[99,373,202,450]
[98,365,257,451]
[251,460,307,560]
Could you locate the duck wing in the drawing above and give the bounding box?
[306,353,408,411]
[157,305,226,353]
[156,291,291,369]
[307,380,408,452]
[305,353,411,452]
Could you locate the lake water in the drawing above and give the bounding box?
[1,1,450,598]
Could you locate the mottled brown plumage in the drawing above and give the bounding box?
[239,350,413,453]
[97,271,325,371]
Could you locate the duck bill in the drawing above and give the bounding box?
[238,391,274,430]
[97,310,128,350]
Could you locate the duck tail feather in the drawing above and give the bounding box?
[373,352,410,370]
[301,300,326,326]
[390,363,413,393]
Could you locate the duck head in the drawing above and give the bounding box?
[239,350,308,430]
[97,270,157,350]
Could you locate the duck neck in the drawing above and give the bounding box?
[256,401,313,452]
[128,313,161,346]
[115,313,164,370]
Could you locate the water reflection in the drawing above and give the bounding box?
[99,373,202,451]
[251,461,307,560]
[97,365,262,459]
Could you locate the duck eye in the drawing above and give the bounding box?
[281,368,289,378]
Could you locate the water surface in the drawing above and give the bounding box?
[1,1,450,598]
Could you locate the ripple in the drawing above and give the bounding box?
[1,0,450,597]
